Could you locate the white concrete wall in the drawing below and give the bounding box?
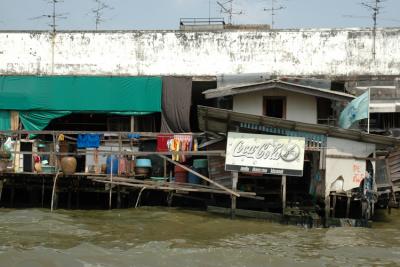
[233,89,317,124]
[0,28,400,77]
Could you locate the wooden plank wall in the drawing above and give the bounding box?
[207,141,232,188]
[388,150,400,187]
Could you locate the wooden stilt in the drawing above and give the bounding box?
[67,189,72,209]
[325,194,331,219]
[10,181,15,208]
[332,195,337,218]
[163,158,167,178]
[0,180,4,203]
[371,200,375,217]
[281,175,287,214]
[117,186,121,209]
[135,187,146,208]
[41,177,45,208]
[167,192,174,207]
[231,172,238,219]
[346,194,351,218]
[76,191,80,209]
[109,159,113,209]
[28,188,34,207]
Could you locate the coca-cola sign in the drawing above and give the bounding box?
[225,132,305,176]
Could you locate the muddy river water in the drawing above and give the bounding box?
[0,207,399,267]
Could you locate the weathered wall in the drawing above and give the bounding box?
[233,89,317,124]
[325,137,375,196]
[1,29,400,77]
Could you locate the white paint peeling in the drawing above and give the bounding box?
[0,29,400,77]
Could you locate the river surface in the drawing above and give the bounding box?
[0,207,399,267]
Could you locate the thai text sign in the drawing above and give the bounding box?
[225,132,305,176]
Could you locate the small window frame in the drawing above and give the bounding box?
[263,96,287,119]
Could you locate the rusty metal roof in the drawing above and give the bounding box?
[197,105,400,146]
[203,79,355,102]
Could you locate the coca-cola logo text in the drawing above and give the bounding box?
[232,141,301,162]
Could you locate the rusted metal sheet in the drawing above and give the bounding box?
[388,150,400,185]
[207,141,232,188]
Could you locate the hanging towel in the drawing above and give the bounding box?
[157,134,174,152]
[173,134,193,162]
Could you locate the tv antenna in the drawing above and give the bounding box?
[360,0,385,59]
[263,0,286,29]
[91,0,113,30]
[30,0,68,33]
[216,0,243,24]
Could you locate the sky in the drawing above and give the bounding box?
[0,0,399,31]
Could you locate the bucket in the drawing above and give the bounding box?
[188,167,201,184]
[106,155,119,175]
[135,158,152,168]
[174,165,187,183]
[135,167,151,178]
[193,159,208,169]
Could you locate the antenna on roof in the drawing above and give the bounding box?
[30,0,68,33]
[91,0,114,30]
[209,0,211,21]
[263,0,286,29]
[360,0,385,59]
[216,0,243,24]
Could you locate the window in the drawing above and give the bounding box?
[263,96,286,118]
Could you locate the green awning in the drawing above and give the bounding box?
[19,111,154,131]
[0,111,11,131]
[0,76,162,112]
[19,111,71,131]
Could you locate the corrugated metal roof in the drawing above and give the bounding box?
[197,105,400,146]
[203,79,355,102]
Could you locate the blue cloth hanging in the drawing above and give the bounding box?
[77,134,101,148]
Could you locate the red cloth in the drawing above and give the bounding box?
[157,134,173,152]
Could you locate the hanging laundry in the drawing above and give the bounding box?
[57,134,65,141]
[169,134,193,163]
[157,134,174,152]
[167,138,181,161]
[77,134,101,148]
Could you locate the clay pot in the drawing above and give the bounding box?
[135,167,151,179]
[61,156,77,175]
[34,162,42,173]
[101,164,107,174]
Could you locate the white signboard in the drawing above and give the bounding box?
[225,132,306,176]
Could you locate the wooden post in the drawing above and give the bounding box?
[325,195,331,219]
[163,158,167,178]
[10,183,15,208]
[130,116,135,132]
[67,190,72,209]
[53,132,58,171]
[117,186,121,209]
[346,193,351,218]
[118,133,122,176]
[231,172,238,219]
[0,180,3,203]
[51,171,60,212]
[109,159,113,209]
[281,175,286,214]
[332,195,337,218]
[41,177,45,208]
